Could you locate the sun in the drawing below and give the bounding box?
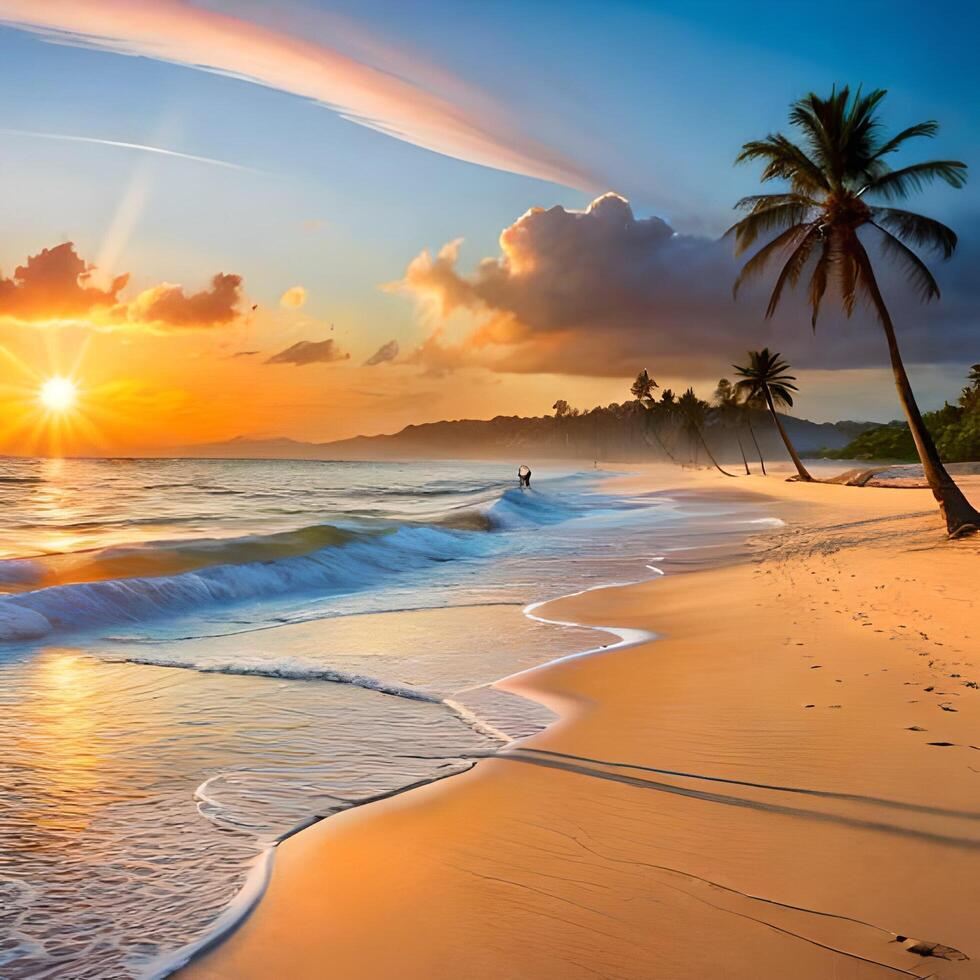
[39,377,78,413]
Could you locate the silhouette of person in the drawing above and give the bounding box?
[518,464,531,488]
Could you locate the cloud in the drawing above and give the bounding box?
[127,273,242,328]
[0,242,244,330]
[265,338,350,366]
[392,193,980,377]
[0,242,129,320]
[0,1,596,190]
[364,339,400,365]
[279,286,307,309]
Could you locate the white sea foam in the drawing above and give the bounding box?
[120,654,442,702]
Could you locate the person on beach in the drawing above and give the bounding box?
[518,464,531,488]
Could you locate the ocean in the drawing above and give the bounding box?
[0,457,777,978]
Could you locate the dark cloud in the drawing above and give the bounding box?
[0,242,128,320]
[265,338,350,366]
[393,194,980,377]
[0,241,245,330]
[232,350,260,358]
[364,339,400,366]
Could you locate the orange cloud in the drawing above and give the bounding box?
[0,1,597,190]
[127,274,242,329]
[0,243,128,320]
[279,286,307,310]
[0,242,244,331]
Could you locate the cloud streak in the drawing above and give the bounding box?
[0,128,258,171]
[0,0,596,189]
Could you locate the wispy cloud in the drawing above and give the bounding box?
[0,1,597,190]
[0,127,258,172]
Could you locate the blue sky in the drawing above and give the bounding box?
[0,0,976,446]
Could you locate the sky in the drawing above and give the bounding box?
[0,0,977,455]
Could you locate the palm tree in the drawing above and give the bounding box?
[729,85,978,535]
[630,369,677,462]
[714,378,751,474]
[630,369,657,403]
[678,388,738,477]
[733,349,812,481]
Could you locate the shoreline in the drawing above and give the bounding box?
[180,466,980,979]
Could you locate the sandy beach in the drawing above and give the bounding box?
[181,467,980,980]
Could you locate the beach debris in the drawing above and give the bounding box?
[906,726,927,731]
[893,936,969,961]
[939,702,958,712]
[927,741,955,746]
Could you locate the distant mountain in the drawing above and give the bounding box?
[180,410,882,464]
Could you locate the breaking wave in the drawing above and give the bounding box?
[0,480,607,643]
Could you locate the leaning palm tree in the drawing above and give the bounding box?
[733,350,813,481]
[714,378,751,474]
[678,388,738,477]
[729,85,978,535]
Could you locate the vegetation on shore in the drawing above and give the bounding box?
[818,365,980,462]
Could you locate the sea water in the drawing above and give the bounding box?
[0,458,774,978]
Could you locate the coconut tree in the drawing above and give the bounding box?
[630,369,677,462]
[630,369,657,403]
[678,388,738,477]
[714,378,751,474]
[729,85,978,535]
[733,349,813,481]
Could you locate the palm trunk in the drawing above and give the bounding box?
[695,428,738,477]
[746,415,766,474]
[764,390,813,481]
[856,249,979,537]
[735,427,751,475]
[644,409,677,463]
[881,313,980,536]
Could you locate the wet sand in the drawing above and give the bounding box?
[181,466,980,979]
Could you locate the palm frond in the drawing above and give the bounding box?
[808,237,833,329]
[768,383,795,408]
[869,223,941,301]
[860,160,967,200]
[765,225,821,317]
[732,223,810,293]
[736,134,831,193]
[871,121,938,158]
[869,207,957,258]
[727,202,817,252]
[733,193,818,213]
[837,243,859,317]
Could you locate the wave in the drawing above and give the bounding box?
[0,522,490,643]
[120,654,442,702]
[0,476,609,644]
